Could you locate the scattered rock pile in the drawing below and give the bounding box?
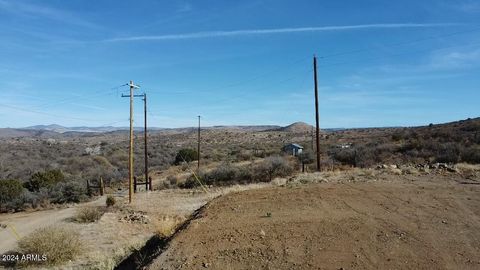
[119,211,150,224]
[376,163,459,174]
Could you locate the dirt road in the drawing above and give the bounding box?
[0,196,106,255]
[148,179,480,269]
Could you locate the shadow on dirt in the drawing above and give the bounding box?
[114,203,208,270]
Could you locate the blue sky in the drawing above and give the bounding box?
[0,0,479,128]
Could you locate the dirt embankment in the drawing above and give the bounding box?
[148,179,480,270]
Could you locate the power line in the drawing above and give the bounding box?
[147,65,313,117]
[146,55,311,96]
[317,26,480,60]
[317,40,480,68]
[32,84,128,110]
[0,102,125,123]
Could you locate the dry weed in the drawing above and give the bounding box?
[153,215,185,237]
[76,206,104,223]
[402,167,420,175]
[17,225,83,266]
[456,163,480,179]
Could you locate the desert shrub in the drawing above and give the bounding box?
[19,191,47,209]
[255,156,293,182]
[391,131,405,141]
[235,166,254,183]
[174,148,198,165]
[75,206,103,223]
[333,149,356,166]
[49,181,88,204]
[298,151,314,165]
[204,163,237,185]
[237,151,253,161]
[24,169,65,192]
[0,179,25,208]
[106,195,116,207]
[435,143,461,163]
[18,225,83,266]
[93,156,114,168]
[253,150,267,158]
[355,147,376,168]
[461,147,480,164]
[159,181,172,190]
[107,149,129,168]
[398,139,422,153]
[181,163,258,188]
[373,143,397,160]
[179,177,199,189]
[167,175,178,186]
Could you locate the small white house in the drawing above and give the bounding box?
[283,143,304,156]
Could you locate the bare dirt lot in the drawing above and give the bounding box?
[0,183,273,269]
[149,175,480,270]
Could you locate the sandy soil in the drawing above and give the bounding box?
[148,175,480,270]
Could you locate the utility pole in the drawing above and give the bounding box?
[128,81,135,203]
[122,81,140,203]
[311,126,314,151]
[313,56,321,171]
[143,93,150,191]
[197,115,201,170]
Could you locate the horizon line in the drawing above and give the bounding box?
[2,117,476,131]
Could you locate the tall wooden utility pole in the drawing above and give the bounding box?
[143,93,150,191]
[122,81,140,203]
[124,91,148,194]
[311,126,314,151]
[197,115,201,170]
[128,81,134,203]
[313,56,321,171]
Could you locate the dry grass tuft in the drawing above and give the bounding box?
[456,163,480,179]
[153,215,185,237]
[402,167,420,175]
[288,172,328,186]
[18,225,83,266]
[76,206,104,223]
[358,169,378,179]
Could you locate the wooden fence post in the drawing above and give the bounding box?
[100,177,105,196]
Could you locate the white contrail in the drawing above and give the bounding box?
[105,23,460,42]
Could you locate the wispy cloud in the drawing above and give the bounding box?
[0,0,98,28]
[104,23,461,42]
[429,48,480,69]
[452,0,480,13]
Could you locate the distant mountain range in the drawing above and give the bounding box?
[23,124,141,133]
[22,124,284,133]
[0,122,346,138]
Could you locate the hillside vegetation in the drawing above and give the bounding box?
[0,118,479,212]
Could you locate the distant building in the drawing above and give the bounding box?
[283,143,303,156]
[335,143,352,149]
